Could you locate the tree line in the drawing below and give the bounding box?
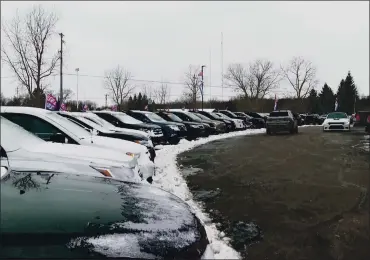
[1,5,369,115]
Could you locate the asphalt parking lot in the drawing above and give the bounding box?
[178,126,369,260]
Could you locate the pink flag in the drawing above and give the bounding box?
[111,105,117,111]
[198,71,203,77]
[60,103,67,111]
[45,93,57,111]
[83,104,89,112]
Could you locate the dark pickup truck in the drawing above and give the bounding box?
[266,110,298,135]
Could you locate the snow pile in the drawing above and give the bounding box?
[153,129,265,259]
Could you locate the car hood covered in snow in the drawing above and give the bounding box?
[1,171,208,259]
[26,142,137,168]
[81,135,148,155]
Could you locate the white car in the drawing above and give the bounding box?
[214,112,245,129]
[0,106,155,181]
[322,112,351,132]
[0,116,143,182]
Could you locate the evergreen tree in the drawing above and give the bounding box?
[137,92,143,110]
[128,96,133,110]
[336,71,359,114]
[318,83,335,113]
[133,94,138,109]
[307,89,319,113]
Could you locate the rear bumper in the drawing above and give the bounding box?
[267,123,292,131]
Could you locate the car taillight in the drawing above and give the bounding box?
[355,114,360,121]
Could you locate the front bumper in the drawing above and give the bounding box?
[323,124,350,131]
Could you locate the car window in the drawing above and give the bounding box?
[2,113,61,140]
[270,111,289,117]
[0,116,45,151]
[45,112,90,138]
[327,112,348,119]
[76,116,106,132]
[183,112,202,122]
[194,113,209,120]
[222,111,238,117]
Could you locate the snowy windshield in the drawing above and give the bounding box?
[114,113,143,124]
[327,112,347,119]
[216,113,231,120]
[211,113,223,119]
[0,116,44,151]
[82,113,115,128]
[45,112,90,138]
[145,112,167,123]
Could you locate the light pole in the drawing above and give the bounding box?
[201,65,206,110]
[75,68,79,110]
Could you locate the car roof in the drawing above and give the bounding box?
[129,110,152,114]
[1,106,51,115]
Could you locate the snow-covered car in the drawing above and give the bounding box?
[58,112,156,161]
[0,116,143,183]
[0,107,155,181]
[322,112,351,132]
[0,167,209,258]
[214,112,246,129]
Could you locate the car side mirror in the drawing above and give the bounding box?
[50,133,68,143]
[90,129,98,135]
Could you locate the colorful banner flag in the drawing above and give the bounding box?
[60,103,67,111]
[83,104,89,112]
[45,93,57,111]
[144,105,148,111]
[111,105,117,111]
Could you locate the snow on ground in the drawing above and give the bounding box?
[153,129,266,259]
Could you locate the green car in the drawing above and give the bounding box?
[0,163,208,259]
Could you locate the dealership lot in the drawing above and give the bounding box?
[179,126,369,260]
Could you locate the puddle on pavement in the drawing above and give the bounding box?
[180,167,204,177]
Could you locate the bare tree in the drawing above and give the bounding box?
[104,65,134,108]
[184,66,202,108]
[1,5,59,107]
[154,82,171,104]
[248,60,281,98]
[141,85,153,101]
[225,60,280,99]
[280,57,319,99]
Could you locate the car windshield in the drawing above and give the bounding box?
[217,113,231,120]
[182,112,202,122]
[211,113,223,119]
[0,116,44,151]
[114,113,143,124]
[75,116,106,132]
[145,112,167,122]
[166,113,183,122]
[45,112,90,138]
[270,111,289,117]
[82,113,115,128]
[222,111,238,117]
[327,112,348,119]
[194,113,210,120]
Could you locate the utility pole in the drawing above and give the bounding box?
[59,33,64,107]
[75,68,79,108]
[16,86,19,98]
[221,32,224,101]
[105,94,108,107]
[201,65,206,110]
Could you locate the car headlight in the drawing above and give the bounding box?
[169,125,180,131]
[139,128,149,133]
[135,140,149,146]
[190,124,199,128]
[90,165,113,177]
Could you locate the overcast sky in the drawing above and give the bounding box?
[1,1,369,106]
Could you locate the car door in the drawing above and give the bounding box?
[1,113,78,144]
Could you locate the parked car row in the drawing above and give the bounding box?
[0,106,213,258]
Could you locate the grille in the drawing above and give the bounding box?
[153,128,163,135]
[329,125,344,129]
[328,122,344,125]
